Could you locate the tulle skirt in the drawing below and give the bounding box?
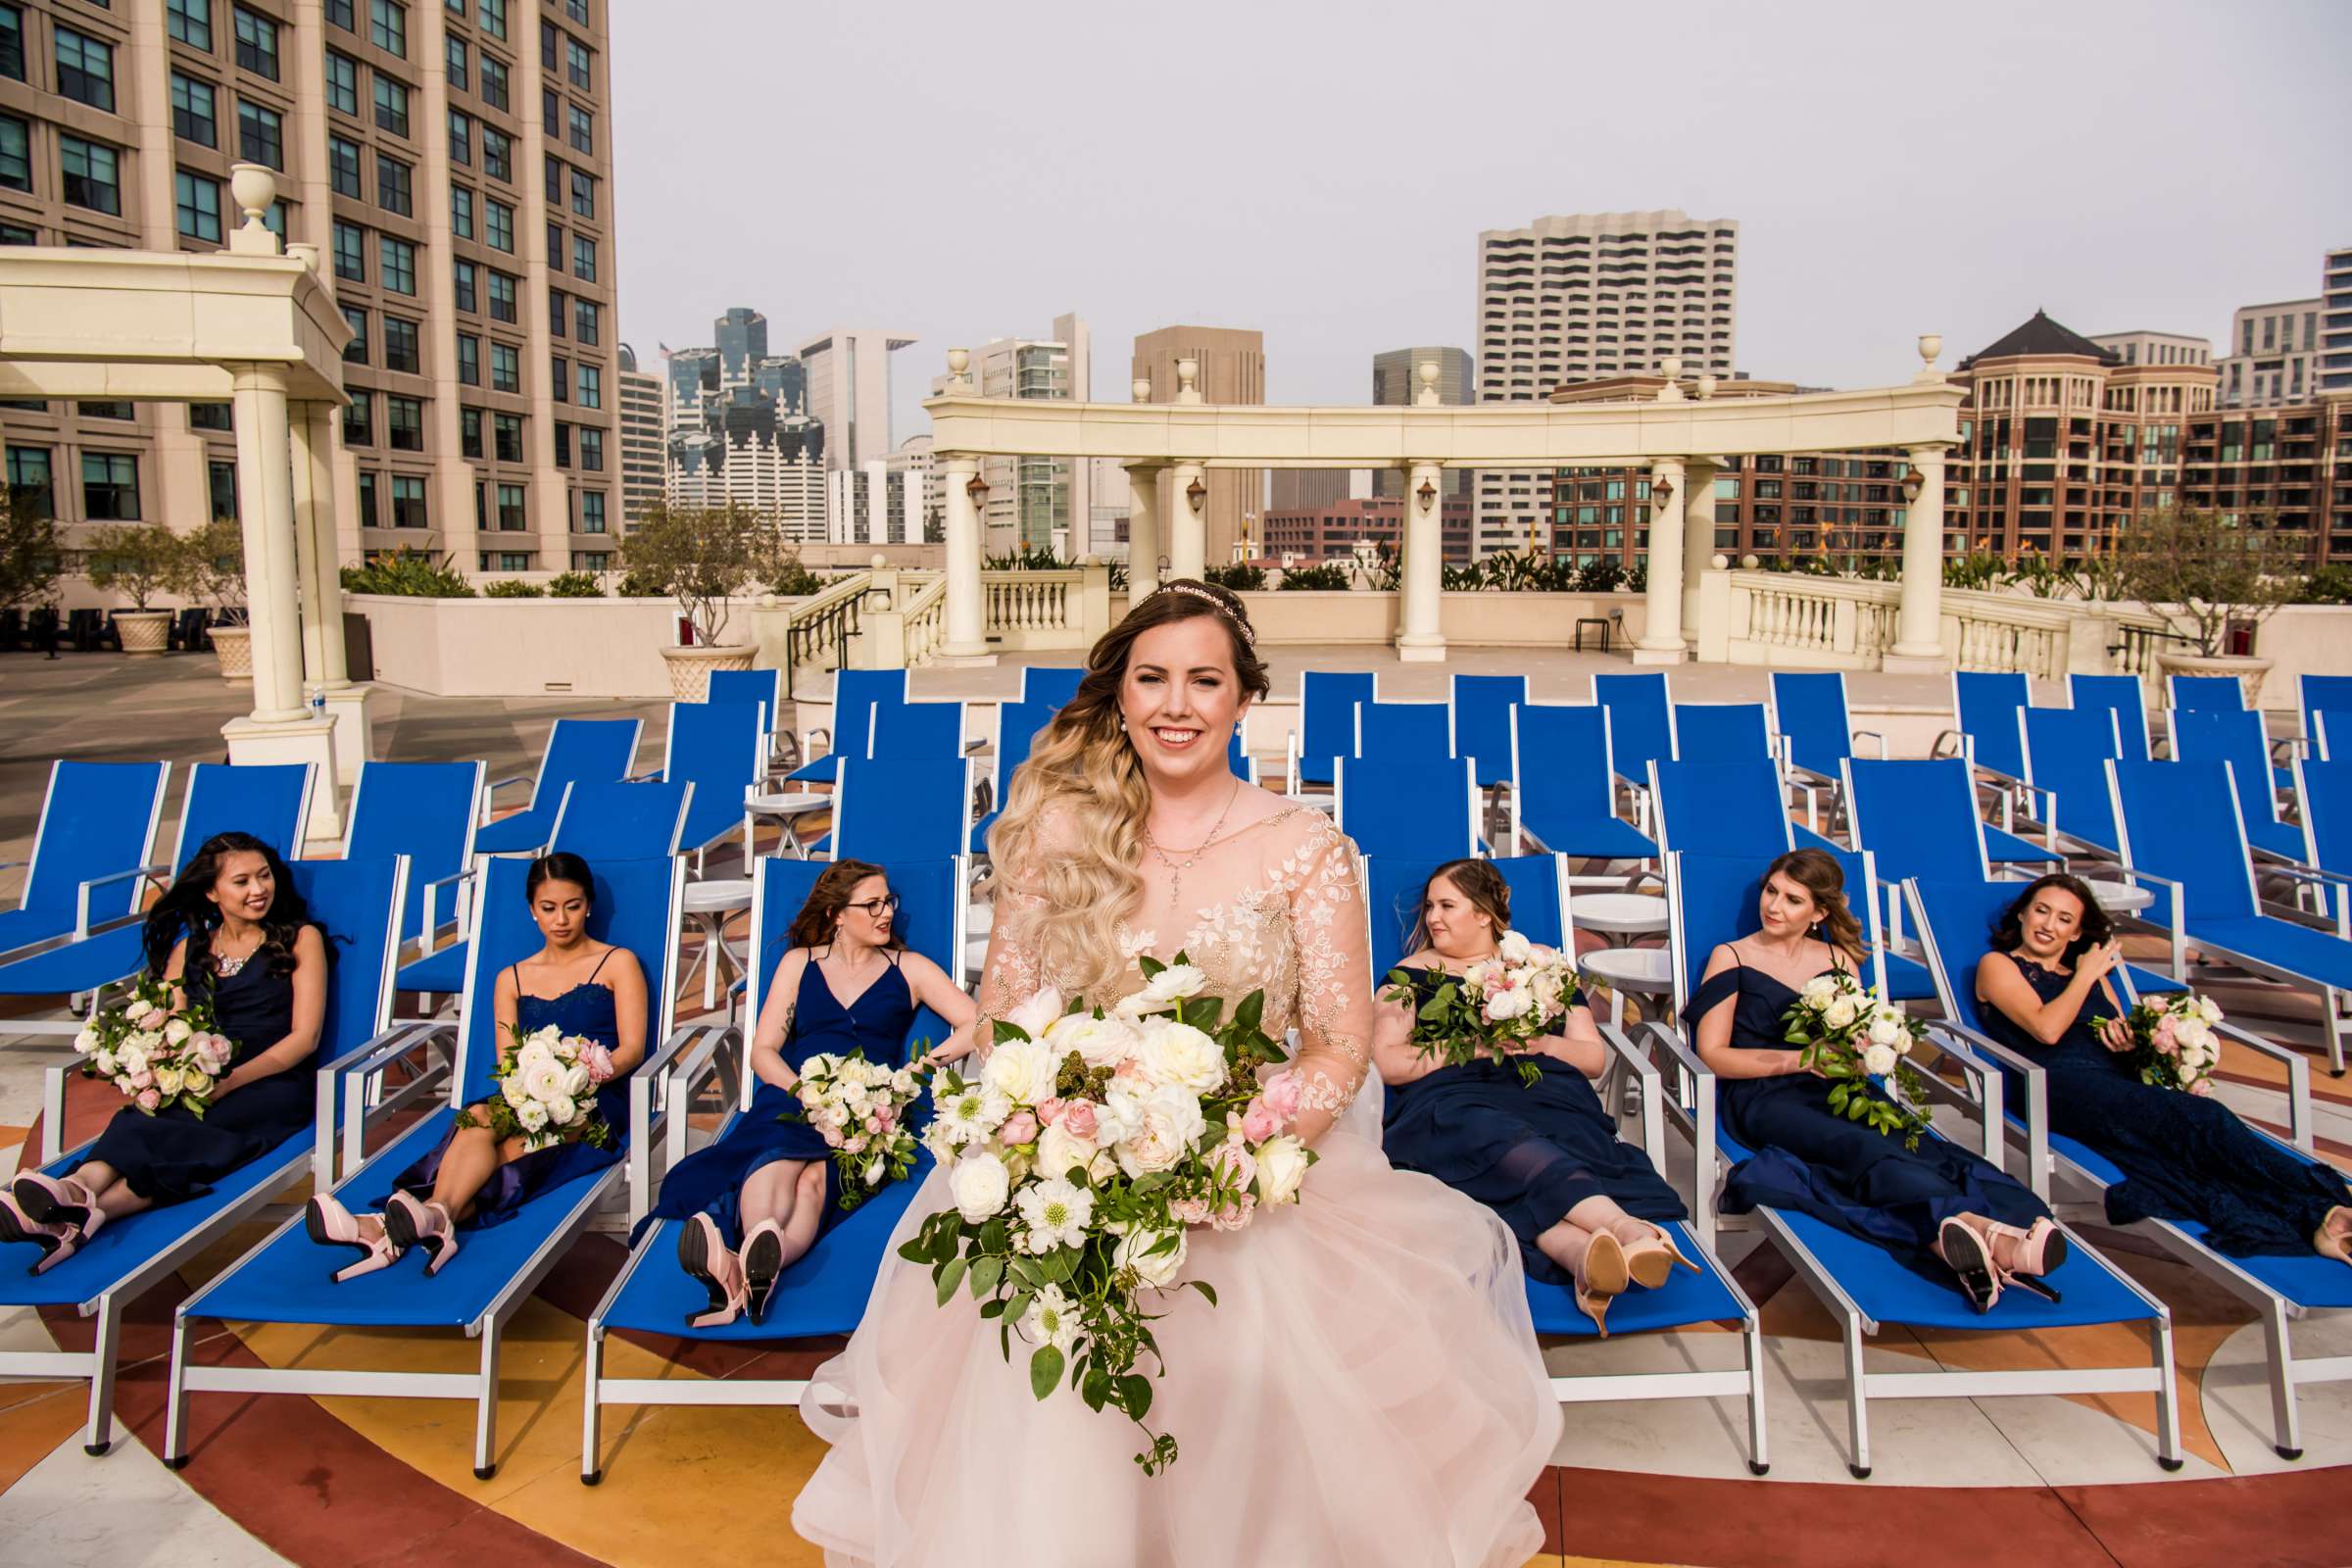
[791,1094,1561,1568]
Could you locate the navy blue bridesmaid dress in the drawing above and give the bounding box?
[645,952,921,1248]
[394,951,629,1231]
[1686,953,2050,1280]
[1982,960,2349,1254]
[81,943,317,1202]
[1381,966,1686,1286]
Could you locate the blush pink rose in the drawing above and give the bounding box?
[136,1088,162,1111]
[1168,1196,1212,1226]
[1258,1070,1302,1121]
[1036,1096,1065,1125]
[1058,1100,1099,1141]
[864,1113,883,1133]
[2188,1077,2215,1097]
[844,1133,868,1153]
[874,1106,897,1130]
[579,1043,616,1084]
[1240,1099,1281,1144]
[1209,1136,1256,1191]
[999,1110,1040,1147]
[130,1069,156,1091]
[1210,1193,1257,1232]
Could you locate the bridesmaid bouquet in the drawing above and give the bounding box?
[74,977,235,1116]
[458,1023,617,1152]
[2098,992,2224,1095]
[789,1048,928,1209]
[1782,971,1934,1149]
[902,953,1314,1477]
[1383,930,1580,1088]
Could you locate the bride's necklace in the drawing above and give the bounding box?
[1142,779,1243,911]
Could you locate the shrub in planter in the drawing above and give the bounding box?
[767,554,825,597]
[1277,563,1351,591]
[618,500,775,647]
[2114,507,2307,656]
[83,522,179,611]
[1204,564,1265,591]
[545,570,605,598]
[174,516,247,624]
[2302,564,2352,606]
[341,547,475,597]
[1575,558,1627,593]
[484,578,545,598]
[0,484,60,611]
[614,567,667,597]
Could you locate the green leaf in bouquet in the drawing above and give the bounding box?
[935,1256,968,1306]
[896,1236,933,1264]
[1043,1247,1077,1284]
[1143,1232,1180,1258]
[993,1018,1032,1046]
[1233,989,1265,1037]
[1010,1257,1047,1290]
[1418,984,1455,1022]
[1081,1365,1110,1411]
[1119,1373,1153,1420]
[1137,954,1166,980]
[1189,1280,1217,1307]
[980,1216,1010,1255]
[980,1298,1006,1319]
[970,1255,1004,1298]
[1029,1345,1064,1401]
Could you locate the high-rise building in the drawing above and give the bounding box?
[0,0,623,576]
[665,385,825,541]
[1473,210,1739,556]
[1268,469,1349,510]
[1132,324,1265,566]
[1371,345,1473,499]
[800,327,915,471]
[2324,246,2352,393]
[974,314,1091,555]
[2215,301,2321,408]
[616,343,662,531]
[713,306,767,383]
[2181,393,2352,560]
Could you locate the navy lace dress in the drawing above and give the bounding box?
[644,953,921,1248]
[394,953,630,1231]
[1982,960,2349,1254]
[83,947,316,1203]
[1685,953,2049,1278]
[1382,966,1685,1286]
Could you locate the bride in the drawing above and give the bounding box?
[792,580,1561,1567]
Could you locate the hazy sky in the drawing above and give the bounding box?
[611,0,2351,444]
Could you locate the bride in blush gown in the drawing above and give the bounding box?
[792,581,1561,1568]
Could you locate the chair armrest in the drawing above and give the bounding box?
[628,1022,733,1230]
[1929,727,1962,760]
[1851,728,1887,760]
[325,1020,457,1175]
[2211,1019,2315,1152]
[625,768,662,784]
[486,773,532,802]
[40,1062,71,1166]
[75,862,169,938]
[664,1027,737,1172]
[1634,1021,1722,1250]
[1597,1020,1664,1173]
[1923,1019,2033,1191]
[0,859,24,902]
[416,868,473,952]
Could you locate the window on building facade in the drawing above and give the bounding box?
[325,0,354,28]
[0,7,21,81]
[576,364,599,408]
[168,0,212,50]
[452,256,476,309]
[342,304,368,363]
[566,0,589,21]
[460,407,482,457]
[174,170,222,242]
[233,7,277,78]
[373,73,409,135]
[392,474,426,527]
[56,26,116,112]
[369,0,406,57]
[0,114,29,191]
[478,53,507,109]
[580,489,605,532]
[324,51,358,114]
[60,136,122,216]
[548,286,565,336]
[82,453,139,519]
[343,389,372,445]
[456,333,479,384]
[481,124,510,179]
[566,37,590,87]
[490,341,519,392]
[477,0,506,39]
[355,469,377,525]
[492,413,521,462]
[553,421,569,466]
[208,459,236,520]
[541,84,558,129]
[447,109,473,166]
[487,270,515,322]
[378,235,416,294]
[567,104,592,154]
[571,233,595,281]
[496,482,525,529]
[485,196,513,251]
[572,298,597,344]
[332,219,366,280]
[579,427,603,471]
[7,445,53,516]
[383,314,419,373]
[375,151,411,214]
[450,182,473,236]
[569,169,594,218]
[326,132,363,196]
[550,353,567,400]
[387,395,423,450]
[237,100,283,169]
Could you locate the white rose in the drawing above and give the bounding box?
[1497,930,1534,964]
[155,1065,185,1097]
[1823,996,1858,1030]
[543,1092,579,1127]
[133,1030,165,1055]
[1110,1083,1206,1178]
[74,1026,99,1055]
[165,1017,193,1046]
[1112,1227,1188,1289]
[116,1042,150,1077]
[1000,986,1065,1040]
[1799,976,1838,1008]
[981,1038,1057,1105]
[950,1150,1011,1223]
[522,1059,570,1103]
[195,1035,233,1075]
[1135,1019,1226,1093]
[123,999,156,1023]
[890,1068,919,1097]
[1037,1120,1098,1182]
[1861,1044,1899,1077]
[1045,1010,1139,1071]
[562,1061,592,1098]
[93,1051,117,1077]
[502,1071,533,1108]
[515,1099,549,1133]
[1485,988,1532,1022]
[182,1068,214,1099]
[2197,997,2223,1025]
[1866,1014,1904,1047]
[1142,962,1208,1006]
[1254,1135,1311,1204]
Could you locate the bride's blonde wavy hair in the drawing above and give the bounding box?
[987,579,1272,998]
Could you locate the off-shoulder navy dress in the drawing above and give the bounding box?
[1686,953,2048,1278]
[1982,960,2349,1254]
[83,947,317,1203]
[644,952,921,1248]
[1382,966,1685,1286]
[394,952,630,1231]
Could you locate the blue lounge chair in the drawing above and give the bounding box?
[2168,673,2247,713]
[2299,675,2352,745]
[577,854,968,1480]
[0,762,316,1035]
[870,700,969,760]
[1936,670,2031,786]
[552,779,694,860]
[1354,700,1453,761]
[971,698,1058,855]
[346,760,482,957]
[2017,706,2127,858]
[2317,710,2352,762]
[1507,705,1657,864]
[1,856,407,1458]
[473,717,644,856]
[2171,708,2304,861]
[1671,703,1773,763]
[834,758,975,861]
[163,854,690,1480]
[1905,873,2345,1460]
[1841,758,2061,880]
[1337,757,1479,860]
[1658,851,2182,1478]
[708,667,784,762]
[2294,758,2352,923]
[1451,674,1526,792]
[2067,673,2152,761]
[1644,759,1835,858]
[1020,665,1085,708]
[1771,671,1883,786]
[2108,759,2352,1075]
[1593,672,1674,789]
[0,760,171,958]
[1288,670,1376,793]
[660,701,769,872]
[788,668,906,784]
[1362,853,1572,977]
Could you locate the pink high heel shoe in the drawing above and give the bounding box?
[676,1214,748,1329]
[305,1194,406,1283]
[11,1174,103,1275]
[1621,1222,1703,1292]
[1939,1217,2001,1313]
[742,1218,789,1328]
[1986,1218,2066,1303]
[0,1190,84,1275]
[384,1191,462,1277]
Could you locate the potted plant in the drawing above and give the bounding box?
[0,483,61,624]
[82,522,181,654]
[2114,507,2308,706]
[172,516,252,680]
[619,500,772,698]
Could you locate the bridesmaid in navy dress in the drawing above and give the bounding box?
[651,860,976,1327]
[1687,848,2059,1310]
[305,852,647,1280]
[1976,873,2352,1261]
[1374,859,1691,1334]
[2,833,328,1273]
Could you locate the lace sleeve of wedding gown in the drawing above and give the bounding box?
[1279,813,1374,1144]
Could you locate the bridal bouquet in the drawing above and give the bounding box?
[789,1048,928,1209]
[1782,970,1934,1149]
[74,977,234,1116]
[901,953,1314,1476]
[458,1023,617,1152]
[2098,992,2224,1096]
[1384,929,1580,1087]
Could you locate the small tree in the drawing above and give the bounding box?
[83,522,181,610]
[545,570,605,598]
[341,546,476,597]
[0,485,61,609]
[172,516,248,623]
[618,500,775,646]
[2114,507,2309,657]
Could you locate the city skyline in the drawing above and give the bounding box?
[610,0,2349,446]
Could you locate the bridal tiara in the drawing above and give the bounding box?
[1153,583,1255,648]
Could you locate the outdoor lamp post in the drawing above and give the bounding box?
[1901,466,1926,504]
[1652,475,1675,509]
[1417,477,1438,508]
[1185,476,1206,512]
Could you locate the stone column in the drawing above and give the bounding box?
[1634,458,1689,665]
[294,401,377,785]
[1681,458,1721,649]
[941,454,991,662]
[1124,463,1162,609]
[1886,444,1951,670]
[1167,461,1206,583]
[231,366,308,722]
[1396,462,1446,662]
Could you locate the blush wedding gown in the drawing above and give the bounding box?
[792,807,1560,1567]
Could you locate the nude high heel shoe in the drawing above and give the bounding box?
[676,1215,749,1329]
[1621,1221,1703,1292]
[10,1175,103,1275]
[1986,1218,2066,1303]
[1575,1230,1631,1337]
[0,1190,83,1275]
[742,1219,788,1328]
[1939,1217,2001,1313]
[385,1191,462,1277]
[306,1194,406,1283]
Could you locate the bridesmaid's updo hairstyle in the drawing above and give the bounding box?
[988,580,1271,998]
[142,831,319,980]
[1414,858,1511,953]
[1763,847,1865,962]
[1992,873,2112,964]
[525,851,596,905]
[789,859,905,952]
